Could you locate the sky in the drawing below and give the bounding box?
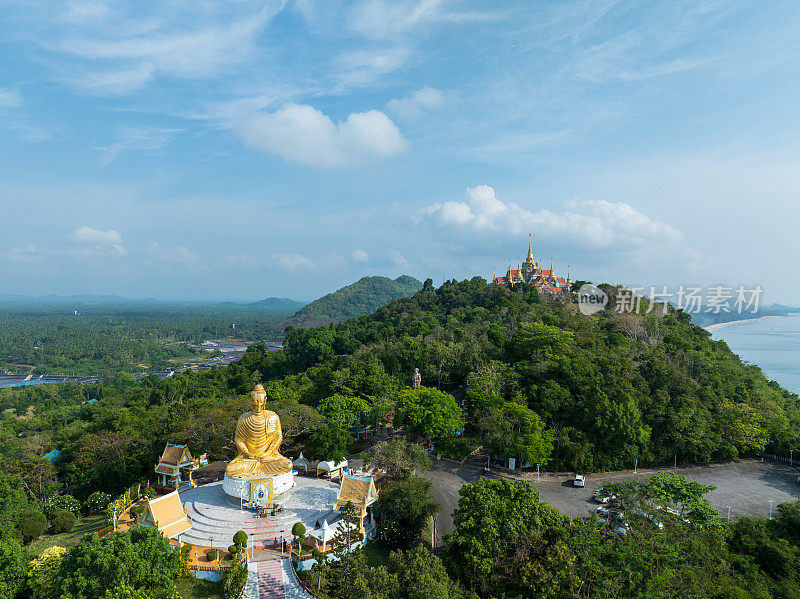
[0,0,798,303]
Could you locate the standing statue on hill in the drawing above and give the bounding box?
[412,368,422,389]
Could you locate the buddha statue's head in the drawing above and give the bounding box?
[250,384,267,414]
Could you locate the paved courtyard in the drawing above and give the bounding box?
[178,475,339,549]
[424,458,800,546]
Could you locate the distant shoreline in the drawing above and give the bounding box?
[704,314,779,331]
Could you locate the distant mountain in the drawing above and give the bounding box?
[246,297,306,312]
[276,275,424,330]
[693,302,800,327]
[0,293,132,305]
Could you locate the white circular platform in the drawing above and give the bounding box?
[178,477,339,549]
[222,471,294,504]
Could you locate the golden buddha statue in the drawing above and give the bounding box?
[226,384,293,477]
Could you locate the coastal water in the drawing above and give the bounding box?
[710,315,800,395]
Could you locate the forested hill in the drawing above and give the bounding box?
[252,278,800,472]
[275,275,423,330]
[240,297,305,312]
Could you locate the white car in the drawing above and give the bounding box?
[574,474,585,487]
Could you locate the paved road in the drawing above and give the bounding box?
[423,458,800,547]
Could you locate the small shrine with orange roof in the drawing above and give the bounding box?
[491,234,572,294]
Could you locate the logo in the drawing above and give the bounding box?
[578,283,608,315]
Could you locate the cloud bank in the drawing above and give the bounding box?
[414,185,683,248]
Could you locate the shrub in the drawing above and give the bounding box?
[51,508,77,534]
[85,492,112,514]
[144,487,157,498]
[44,495,81,519]
[205,549,218,561]
[222,561,248,599]
[28,546,67,599]
[228,544,240,555]
[291,522,306,539]
[233,530,248,546]
[18,509,47,543]
[129,506,145,520]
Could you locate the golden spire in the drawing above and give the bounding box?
[526,233,534,263]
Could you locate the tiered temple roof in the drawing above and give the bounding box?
[491,234,571,295]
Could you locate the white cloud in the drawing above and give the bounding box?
[269,252,315,271]
[334,47,411,87]
[147,241,201,268]
[414,185,683,248]
[98,126,182,166]
[350,0,500,39]
[352,249,369,262]
[43,2,288,95]
[389,249,410,268]
[5,245,45,263]
[70,65,155,96]
[387,87,444,119]
[60,1,113,24]
[70,225,126,255]
[234,103,408,168]
[0,88,23,108]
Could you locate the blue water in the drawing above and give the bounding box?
[710,315,800,395]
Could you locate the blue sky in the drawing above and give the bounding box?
[0,0,798,302]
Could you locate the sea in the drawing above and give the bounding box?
[709,314,800,395]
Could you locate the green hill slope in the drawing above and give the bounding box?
[276,275,423,330]
[253,278,800,471]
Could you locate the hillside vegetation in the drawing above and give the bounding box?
[257,278,799,471]
[276,275,423,331]
[2,279,800,599]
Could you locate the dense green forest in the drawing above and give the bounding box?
[1,278,799,598]
[0,301,295,375]
[276,275,422,330]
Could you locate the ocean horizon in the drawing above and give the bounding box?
[710,314,800,395]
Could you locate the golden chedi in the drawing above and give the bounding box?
[226,384,292,477]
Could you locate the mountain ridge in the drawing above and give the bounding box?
[276,275,423,331]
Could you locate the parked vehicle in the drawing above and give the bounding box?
[574,474,585,487]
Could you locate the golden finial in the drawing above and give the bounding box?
[526,233,534,263]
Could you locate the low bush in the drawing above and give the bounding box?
[129,506,145,520]
[43,495,81,519]
[205,549,218,561]
[228,544,240,555]
[18,509,47,543]
[50,508,77,534]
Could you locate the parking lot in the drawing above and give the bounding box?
[424,458,800,546]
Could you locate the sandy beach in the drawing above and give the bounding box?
[703,314,776,331]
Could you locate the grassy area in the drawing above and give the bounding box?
[362,539,391,567]
[174,576,223,599]
[28,514,107,556]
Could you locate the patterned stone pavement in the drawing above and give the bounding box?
[178,476,338,550]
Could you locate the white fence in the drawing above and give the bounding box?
[761,453,796,465]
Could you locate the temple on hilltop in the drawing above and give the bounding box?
[491,234,572,294]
